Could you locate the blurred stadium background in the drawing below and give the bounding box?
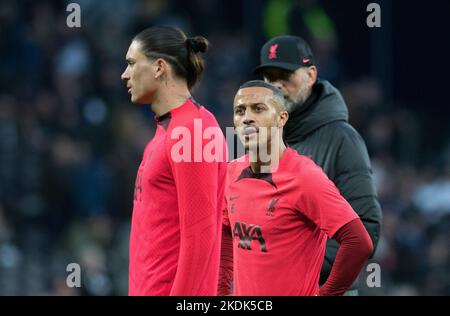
[0,0,449,295]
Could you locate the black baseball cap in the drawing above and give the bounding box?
[253,35,314,74]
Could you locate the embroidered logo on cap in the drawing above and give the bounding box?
[269,44,278,60]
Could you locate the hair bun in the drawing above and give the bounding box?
[186,36,209,54]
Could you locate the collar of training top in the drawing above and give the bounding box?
[236,166,277,188]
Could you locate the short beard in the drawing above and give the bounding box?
[284,89,309,114]
[283,72,311,114]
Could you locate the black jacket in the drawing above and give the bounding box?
[284,80,382,288]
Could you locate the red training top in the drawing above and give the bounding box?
[129,98,227,296]
[220,148,361,296]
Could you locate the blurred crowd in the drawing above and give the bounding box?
[0,0,449,295]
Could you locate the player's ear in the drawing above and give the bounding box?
[307,66,318,87]
[278,111,289,128]
[154,58,167,79]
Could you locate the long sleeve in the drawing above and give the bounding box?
[319,218,373,296]
[218,224,233,295]
[166,119,226,296]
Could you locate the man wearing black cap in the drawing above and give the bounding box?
[254,35,382,295]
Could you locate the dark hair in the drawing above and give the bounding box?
[239,80,285,108]
[134,26,209,89]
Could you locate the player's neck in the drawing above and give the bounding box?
[250,141,286,174]
[152,80,191,116]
